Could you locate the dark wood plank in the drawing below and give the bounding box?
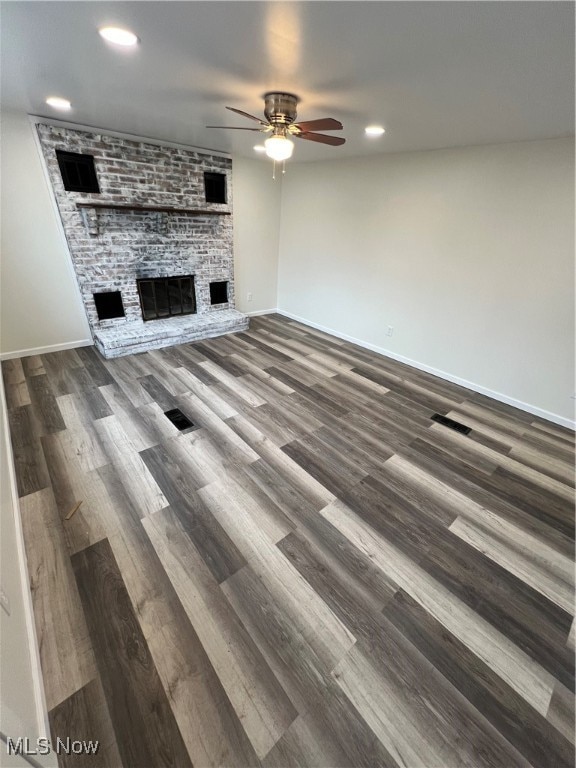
[11,437,51,497]
[6,404,40,449]
[72,538,193,768]
[402,437,575,557]
[41,349,83,397]
[1,358,31,408]
[27,373,66,433]
[74,345,116,386]
[236,332,295,362]
[267,367,349,418]
[492,465,575,538]
[339,473,440,565]
[419,529,575,690]
[222,563,398,768]
[277,530,398,635]
[243,458,326,521]
[7,406,52,496]
[369,459,457,526]
[322,412,398,466]
[309,423,394,476]
[281,434,368,499]
[547,682,576,745]
[94,464,263,766]
[141,442,247,582]
[20,354,46,378]
[68,382,113,421]
[138,374,179,411]
[48,678,123,768]
[383,589,575,768]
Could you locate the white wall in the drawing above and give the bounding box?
[0,380,56,767]
[278,138,575,425]
[232,157,280,314]
[0,111,91,357]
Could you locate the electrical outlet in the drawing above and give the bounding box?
[386,326,394,337]
[0,587,10,616]
[247,292,253,302]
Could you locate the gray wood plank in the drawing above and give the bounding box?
[384,589,574,768]
[72,538,193,768]
[140,441,247,582]
[143,506,298,759]
[20,488,97,710]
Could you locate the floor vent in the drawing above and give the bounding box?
[164,408,195,431]
[431,413,471,435]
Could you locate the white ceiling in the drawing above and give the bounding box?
[1,1,574,162]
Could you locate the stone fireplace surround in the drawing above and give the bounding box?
[36,123,248,358]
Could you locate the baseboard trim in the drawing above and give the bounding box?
[277,310,575,431]
[0,339,93,361]
[244,308,278,317]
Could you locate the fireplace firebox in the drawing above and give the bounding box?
[137,276,196,321]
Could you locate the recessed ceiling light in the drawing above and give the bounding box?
[365,125,385,136]
[46,97,71,110]
[253,145,266,153]
[98,26,139,46]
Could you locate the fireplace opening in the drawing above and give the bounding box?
[137,276,196,321]
[94,291,125,321]
[210,280,229,305]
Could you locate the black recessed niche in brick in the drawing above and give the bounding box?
[210,280,229,305]
[93,291,125,321]
[56,150,100,193]
[204,172,227,204]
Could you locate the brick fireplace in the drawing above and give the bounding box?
[36,123,248,358]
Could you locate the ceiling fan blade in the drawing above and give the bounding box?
[206,126,264,131]
[293,118,343,132]
[295,132,346,146]
[225,106,268,126]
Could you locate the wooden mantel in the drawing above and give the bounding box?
[76,202,230,215]
[76,201,230,235]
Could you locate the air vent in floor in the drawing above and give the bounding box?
[164,408,195,431]
[431,413,471,435]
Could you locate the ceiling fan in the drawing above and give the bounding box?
[206,92,345,162]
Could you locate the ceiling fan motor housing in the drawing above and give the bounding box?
[264,92,299,125]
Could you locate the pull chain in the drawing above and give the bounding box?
[271,160,287,180]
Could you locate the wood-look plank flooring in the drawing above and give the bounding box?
[3,314,575,768]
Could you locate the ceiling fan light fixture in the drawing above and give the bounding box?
[264,135,294,161]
